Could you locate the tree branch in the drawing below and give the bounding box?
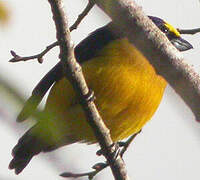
[94,0,200,121]
[60,163,108,179]
[178,28,200,35]
[9,42,59,63]
[69,0,95,31]
[9,1,94,64]
[47,0,129,180]
[60,131,140,179]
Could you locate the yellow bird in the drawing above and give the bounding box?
[9,16,192,174]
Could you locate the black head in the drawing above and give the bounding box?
[149,16,193,51]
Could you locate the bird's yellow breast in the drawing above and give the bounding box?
[45,38,167,143]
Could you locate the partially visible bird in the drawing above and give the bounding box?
[9,16,193,174]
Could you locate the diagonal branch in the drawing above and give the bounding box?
[47,0,129,180]
[69,0,95,31]
[94,0,200,121]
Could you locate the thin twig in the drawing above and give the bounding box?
[69,0,95,31]
[60,163,108,179]
[9,0,94,64]
[9,41,59,63]
[120,130,141,157]
[177,28,200,35]
[47,0,129,180]
[60,131,141,179]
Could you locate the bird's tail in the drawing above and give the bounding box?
[9,121,77,175]
[9,108,78,175]
[9,126,47,174]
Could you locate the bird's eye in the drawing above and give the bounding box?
[160,25,169,34]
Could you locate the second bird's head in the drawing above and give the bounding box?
[149,16,193,52]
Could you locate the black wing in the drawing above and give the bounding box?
[17,23,118,122]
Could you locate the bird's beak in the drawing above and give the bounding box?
[170,37,193,52]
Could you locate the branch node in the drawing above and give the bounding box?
[10,50,18,57]
[37,57,44,64]
[92,162,107,170]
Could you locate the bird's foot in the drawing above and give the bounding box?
[118,130,142,157]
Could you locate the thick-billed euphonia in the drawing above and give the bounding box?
[9,16,193,174]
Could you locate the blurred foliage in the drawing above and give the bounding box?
[0,76,25,106]
[0,1,9,24]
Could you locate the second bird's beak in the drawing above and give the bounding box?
[170,37,193,52]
